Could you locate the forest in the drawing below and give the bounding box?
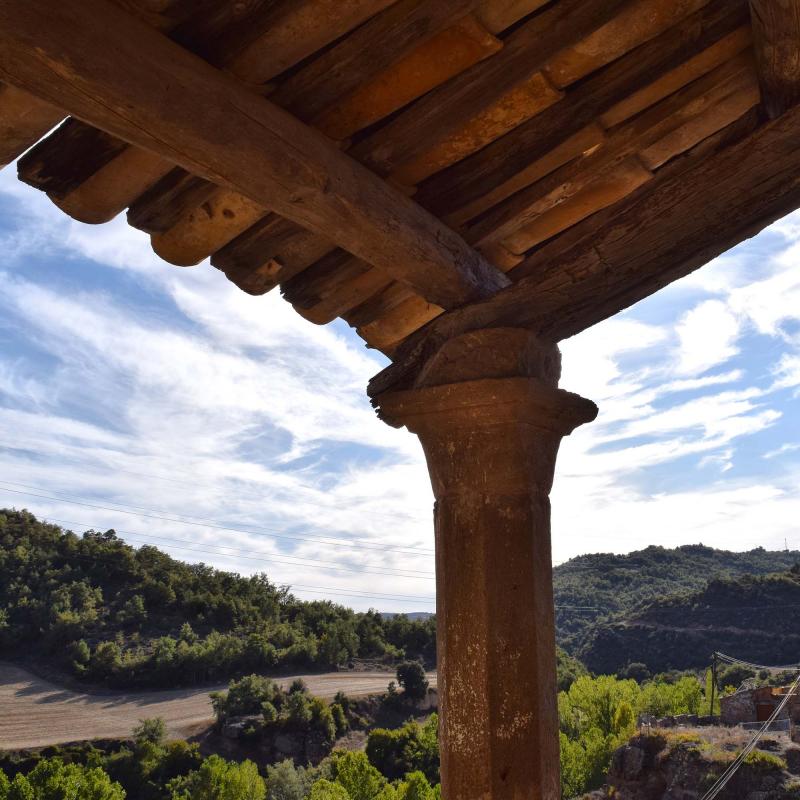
[0,669,725,800]
[0,510,435,687]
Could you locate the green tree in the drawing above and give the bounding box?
[308,780,349,800]
[24,759,125,800]
[8,775,33,800]
[333,753,385,800]
[396,662,428,700]
[170,756,264,800]
[133,718,166,747]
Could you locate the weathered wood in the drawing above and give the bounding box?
[151,189,266,266]
[499,157,655,256]
[314,15,501,141]
[358,294,443,353]
[389,71,563,186]
[0,82,62,168]
[544,0,712,89]
[473,0,550,34]
[466,54,757,247]
[0,0,509,308]
[346,283,416,329]
[272,0,482,122]
[749,0,800,118]
[369,105,800,397]
[295,261,395,326]
[17,117,128,197]
[211,216,335,295]
[15,0,395,226]
[223,0,398,86]
[127,171,217,234]
[352,0,631,176]
[415,0,749,218]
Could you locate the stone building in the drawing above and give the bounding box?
[721,686,800,726]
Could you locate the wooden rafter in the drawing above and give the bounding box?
[749,0,800,118]
[370,105,800,396]
[0,0,509,309]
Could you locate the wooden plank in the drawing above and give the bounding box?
[465,54,757,246]
[211,216,335,295]
[223,0,398,86]
[0,0,508,307]
[294,262,395,325]
[473,0,550,34]
[389,72,563,186]
[151,189,266,266]
[415,0,749,218]
[271,0,482,122]
[369,107,800,397]
[749,0,800,118]
[499,157,654,255]
[0,82,62,168]
[599,26,752,127]
[314,15,501,141]
[15,0,395,224]
[352,0,631,176]
[544,0,712,88]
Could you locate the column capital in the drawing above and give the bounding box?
[373,327,597,437]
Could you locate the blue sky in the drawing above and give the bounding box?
[1,166,799,612]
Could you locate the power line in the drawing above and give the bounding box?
[0,482,434,555]
[699,671,800,800]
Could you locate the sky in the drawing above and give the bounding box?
[1,166,799,613]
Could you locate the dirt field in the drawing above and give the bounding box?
[0,662,437,750]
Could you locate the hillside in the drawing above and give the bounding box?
[577,567,800,675]
[552,544,800,656]
[0,509,436,688]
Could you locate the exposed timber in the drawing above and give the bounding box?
[369,105,800,397]
[748,0,800,118]
[0,0,508,309]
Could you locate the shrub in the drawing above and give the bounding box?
[396,662,428,700]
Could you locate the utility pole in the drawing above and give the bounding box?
[710,652,718,717]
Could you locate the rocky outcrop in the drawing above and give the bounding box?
[581,730,800,800]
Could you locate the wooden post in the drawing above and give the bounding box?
[375,329,596,799]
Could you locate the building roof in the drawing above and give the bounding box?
[1,0,799,394]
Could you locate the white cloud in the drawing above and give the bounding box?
[2,171,800,603]
[674,299,741,376]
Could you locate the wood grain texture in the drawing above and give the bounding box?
[272,0,481,122]
[211,216,335,295]
[0,0,508,308]
[465,54,757,247]
[352,0,631,176]
[369,106,800,396]
[0,82,62,168]
[415,0,749,219]
[749,0,800,117]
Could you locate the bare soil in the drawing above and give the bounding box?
[0,662,437,750]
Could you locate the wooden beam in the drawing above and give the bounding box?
[369,106,800,396]
[0,82,62,167]
[0,0,508,309]
[749,0,800,118]
[415,0,749,218]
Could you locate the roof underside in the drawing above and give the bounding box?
[1,0,799,374]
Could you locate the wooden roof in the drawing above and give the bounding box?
[1,0,800,395]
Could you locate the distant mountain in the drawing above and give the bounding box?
[380,612,434,621]
[553,544,800,665]
[579,567,800,674]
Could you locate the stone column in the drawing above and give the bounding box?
[374,329,597,800]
